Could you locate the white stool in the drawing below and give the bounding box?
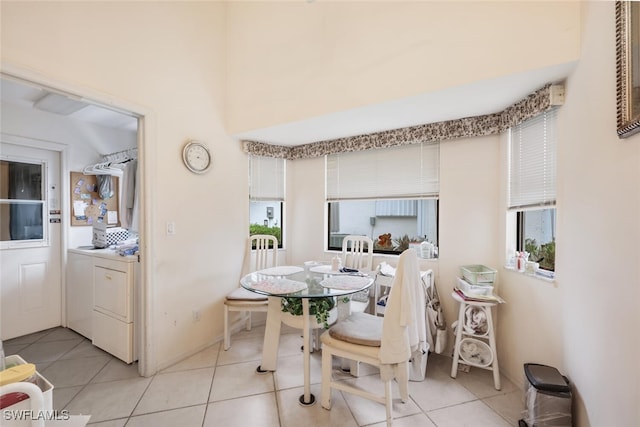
[450,291,501,390]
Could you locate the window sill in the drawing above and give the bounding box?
[503,266,555,283]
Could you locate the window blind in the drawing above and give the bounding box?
[508,108,558,210]
[249,155,285,201]
[326,142,439,201]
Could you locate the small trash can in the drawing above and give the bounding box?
[519,363,572,427]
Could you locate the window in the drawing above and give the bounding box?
[508,108,558,274]
[249,155,284,247]
[517,209,556,272]
[0,159,46,243]
[326,143,439,257]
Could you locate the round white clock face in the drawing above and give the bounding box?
[183,141,212,174]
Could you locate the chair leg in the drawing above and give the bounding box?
[397,362,410,402]
[384,379,393,427]
[224,305,231,351]
[321,345,332,409]
[245,311,252,331]
[312,329,321,352]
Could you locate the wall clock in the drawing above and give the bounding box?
[182,140,212,174]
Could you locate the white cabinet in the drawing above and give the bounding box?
[93,258,134,322]
[67,251,94,339]
[92,256,137,363]
[66,249,138,364]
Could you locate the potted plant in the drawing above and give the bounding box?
[525,238,556,272]
[281,296,336,329]
[393,234,412,252]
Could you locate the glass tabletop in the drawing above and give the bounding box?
[240,265,374,298]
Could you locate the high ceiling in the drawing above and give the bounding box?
[2,60,575,146]
[232,62,576,146]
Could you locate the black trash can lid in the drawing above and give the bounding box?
[524,363,571,393]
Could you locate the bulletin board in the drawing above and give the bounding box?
[70,171,119,227]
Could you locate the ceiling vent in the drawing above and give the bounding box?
[34,92,89,115]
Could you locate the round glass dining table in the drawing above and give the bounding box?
[240,264,374,406]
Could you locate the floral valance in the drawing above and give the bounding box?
[242,83,562,160]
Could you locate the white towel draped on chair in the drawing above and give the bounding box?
[379,248,426,381]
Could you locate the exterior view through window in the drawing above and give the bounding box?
[327,198,438,258]
[518,209,556,272]
[249,201,282,248]
[0,160,45,242]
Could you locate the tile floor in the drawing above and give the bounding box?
[3,325,525,426]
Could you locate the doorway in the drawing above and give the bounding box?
[0,70,152,376]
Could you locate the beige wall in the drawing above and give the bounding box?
[2,1,639,425]
[1,1,248,368]
[226,1,580,133]
[555,2,639,425]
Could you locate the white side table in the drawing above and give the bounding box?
[450,291,502,390]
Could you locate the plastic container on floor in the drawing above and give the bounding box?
[0,355,54,424]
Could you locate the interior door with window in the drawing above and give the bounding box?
[1,142,62,340]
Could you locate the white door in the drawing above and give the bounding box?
[1,142,62,340]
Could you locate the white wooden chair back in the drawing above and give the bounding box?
[341,235,373,271]
[241,234,278,276]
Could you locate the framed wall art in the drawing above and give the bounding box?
[616,1,640,137]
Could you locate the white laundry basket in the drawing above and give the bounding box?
[1,355,53,427]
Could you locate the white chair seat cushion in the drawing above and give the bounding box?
[225,287,268,301]
[321,329,381,361]
[326,312,383,347]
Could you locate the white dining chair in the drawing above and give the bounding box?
[320,248,426,427]
[223,234,278,350]
[341,235,374,313]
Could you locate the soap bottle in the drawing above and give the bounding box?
[517,252,528,272]
[420,239,432,259]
